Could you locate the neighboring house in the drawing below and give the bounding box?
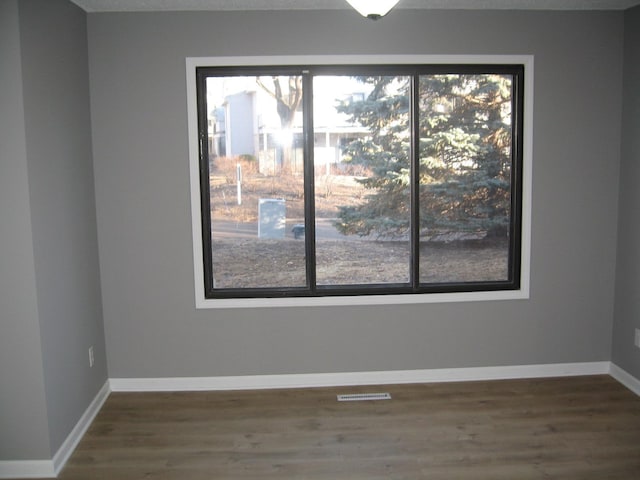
[208,78,370,174]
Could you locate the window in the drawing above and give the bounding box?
[187,56,532,308]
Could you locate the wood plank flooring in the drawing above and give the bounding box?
[41,375,640,479]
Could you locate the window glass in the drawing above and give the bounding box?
[313,75,411,286]
[418,74,513,284]
[206,75,306,289]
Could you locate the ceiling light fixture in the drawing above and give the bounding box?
[345,0,400,20]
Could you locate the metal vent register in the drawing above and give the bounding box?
[337,393,392,402]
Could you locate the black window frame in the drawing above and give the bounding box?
[195,63,525,300]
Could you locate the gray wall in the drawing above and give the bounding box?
[0,0,107,461]
[0,0,51,460]
[88,9,623,379]
[612,5,640,379]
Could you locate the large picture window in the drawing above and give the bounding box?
[187,56,531,307]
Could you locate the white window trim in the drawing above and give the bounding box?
[186,54,533,309]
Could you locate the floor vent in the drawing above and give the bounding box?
[337,393,392,402]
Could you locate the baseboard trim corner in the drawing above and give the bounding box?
[0,460,55,479]
[109,361,611,392]
[51,379,111,476]
[0,379,112,479]
[609,363,640,396]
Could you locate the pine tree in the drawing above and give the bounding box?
[335,73,513,241]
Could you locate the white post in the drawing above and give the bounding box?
[236,163,242,205]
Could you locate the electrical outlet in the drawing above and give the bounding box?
[635,329,640,349]
[88,346,94,368]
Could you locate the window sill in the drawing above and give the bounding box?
[195,288,529,309]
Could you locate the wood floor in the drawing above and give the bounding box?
[44,375,640,479]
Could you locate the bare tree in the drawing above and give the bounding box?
[256,76,303,172]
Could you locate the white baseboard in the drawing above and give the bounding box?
[0,380,110,480]
[52,380,111,475]
[0,460,55,479]
[609,363,640,396]
[109,361,611,392]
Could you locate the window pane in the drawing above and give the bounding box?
[206,75,306,289]
[313,75,411,286]
[418,74,513,283]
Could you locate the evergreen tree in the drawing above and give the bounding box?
[335,74,513,240]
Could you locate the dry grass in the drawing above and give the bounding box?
[210,160,367,222]
[209,159,509,289]
[212,239,509,289]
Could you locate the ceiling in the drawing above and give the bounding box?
[70,0,640,12]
